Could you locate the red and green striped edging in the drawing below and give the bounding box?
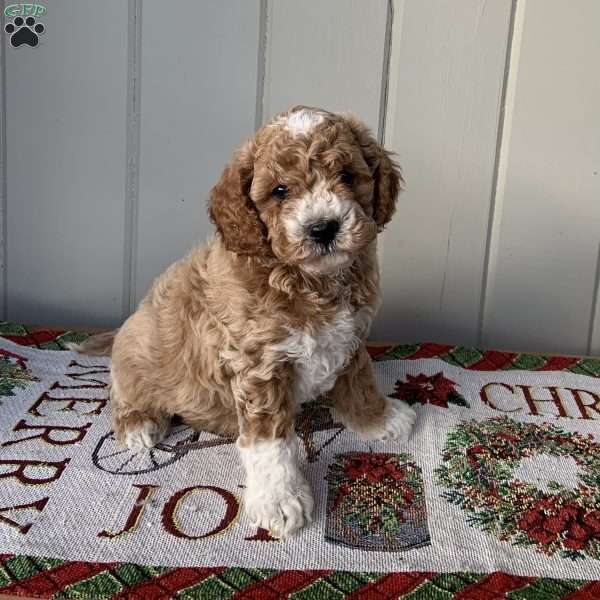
[3,321,600,378]
[1,554,599,599]
[0,322,89,351]
[370,342,600,378]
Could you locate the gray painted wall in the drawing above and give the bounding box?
[2,0,599,355]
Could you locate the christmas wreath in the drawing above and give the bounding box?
[435,416,600,560]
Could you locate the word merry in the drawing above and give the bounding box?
[0,361,108,534]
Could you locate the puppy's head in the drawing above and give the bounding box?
[209,105,402,274]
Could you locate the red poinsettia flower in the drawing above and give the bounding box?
[583,510,600,533]
[400,486,414,505]
[466,434,521,467]
[344,454,382,480]
[518,509,557,545]
[333,455,416,513]
[466,444,488,467]
[331,483,351,510]
[564,522,592,550]
[518,500,600,550]
[344,454,407,484]
[392,372,461,408]
[383,462,406,481]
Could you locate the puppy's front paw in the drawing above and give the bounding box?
[354,397,417,443]
[123,420,166,453]
[244,477,313,539]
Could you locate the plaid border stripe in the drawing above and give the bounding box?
[0,553,598,597]
[375,342,600,378]
[4,321,600,378]
[0,558,116,598]
[346,572,434,599]
[402,573,481,598]
[0,322,89,350]
[453,573,534,600]
[230,570,330,599]
[564,581,600,600]
[112,567,224,599]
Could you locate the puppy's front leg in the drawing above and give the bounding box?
[330,344,416,442]
[235,368,313,539]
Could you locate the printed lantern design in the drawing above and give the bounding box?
[325,452,430,551]
[392,372,469,408]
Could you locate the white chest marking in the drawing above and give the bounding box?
[272,309,371,404]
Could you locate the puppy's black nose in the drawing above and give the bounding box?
[308,219,340,245]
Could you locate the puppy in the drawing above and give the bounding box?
[75,106,416,538]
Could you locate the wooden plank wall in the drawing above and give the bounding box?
[480,0,600,355]
[133,0,262,306]
[263,0,389,133]
[2,0,599,355]
[375,0,513,344]
[4,0,128,327]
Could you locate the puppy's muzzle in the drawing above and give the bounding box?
[307,219,340,246]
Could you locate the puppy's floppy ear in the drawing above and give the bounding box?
[343,114,403,231]
[209,140,272,257]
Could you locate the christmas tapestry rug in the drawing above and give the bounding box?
[0,323,600,598]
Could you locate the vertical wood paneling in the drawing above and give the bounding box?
[123,0,142,319]
[0,9,6,320]
[373,0,513,344]
[263,0,389,133]
[5,0,128,327]
[482,0,600,355]
[1,1,597,355]
[133,0,261,305]
[590,244,600,355]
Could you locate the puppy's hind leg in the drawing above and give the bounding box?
[110,377,170,453]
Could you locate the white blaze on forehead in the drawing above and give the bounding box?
[283,109,324,137]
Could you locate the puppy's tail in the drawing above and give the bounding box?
[66,330,117,356]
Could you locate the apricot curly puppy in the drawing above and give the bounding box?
[74,106,416,538]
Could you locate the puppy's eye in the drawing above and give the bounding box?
[340,170,354,186]
[272,185,289,200]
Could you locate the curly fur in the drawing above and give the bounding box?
[77,106,415,538]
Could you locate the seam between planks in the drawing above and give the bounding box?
[587,241,600,354]
[377,0,394,145]
[255,0,268,129]
[123,0,143,319]
[477,0,524,347]
[0,1,7,320]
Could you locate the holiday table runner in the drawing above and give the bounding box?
[0,322,599,598]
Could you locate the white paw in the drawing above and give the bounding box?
[244,477,314,539]
[123,420,166,453]
[355,397,417,442]
[238,436,314,538]
[64,342,82,352]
